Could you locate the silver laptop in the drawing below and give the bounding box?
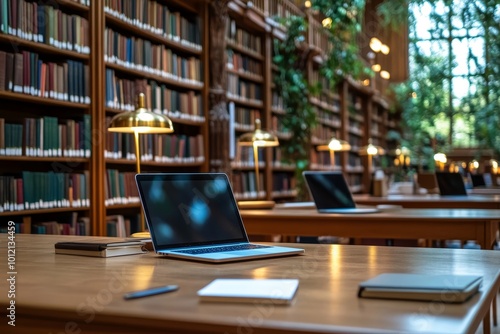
[135,173,304,263]
[303,171,379,214]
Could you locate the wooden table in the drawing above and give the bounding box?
[353,194,500,209]
[1,234,499,334]
[240,208,500,250]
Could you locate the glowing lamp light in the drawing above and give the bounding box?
[369,37,382,53]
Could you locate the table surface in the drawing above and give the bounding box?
[1,234,499,334]
[353,194,500,209]
[240,208,500,249]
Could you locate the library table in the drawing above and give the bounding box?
[240,208,500,250]
[353,194,500,209]
[1,234,499,334]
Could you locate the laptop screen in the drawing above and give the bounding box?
[303,171,356,209]
[435,172,468,196]
[136,173,248,249]
[469,173,486,187]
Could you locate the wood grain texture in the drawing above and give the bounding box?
[1,234,499,334]
[240,208,500,250]
[353,194,500,209]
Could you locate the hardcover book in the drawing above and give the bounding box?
[358,273,482,303]
[54,239,147,257]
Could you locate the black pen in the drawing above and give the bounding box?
[123,285,179,300]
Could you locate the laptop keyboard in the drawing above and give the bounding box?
[175,244,271,254]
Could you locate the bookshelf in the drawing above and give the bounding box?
[0,0,209,236]
[225,7,268,201]
[0,0,92,233]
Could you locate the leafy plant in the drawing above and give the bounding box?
[273,15,317,200]
[311,0,370,86]
[381,0,500,160]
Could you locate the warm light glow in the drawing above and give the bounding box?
[369,37,382,53]
[434,152,447,163]
[380,70,391,79]
[411,92,417,98]
[322,17,332,28]
[371,64,381,72]
[304,0,311,8]
[469,160,479,170]
[491,159,498,174]
[359,139,385,156]
[328,139,350,151]
[380,44,390,55]
[367,144,379,155]
[252,267,269,278]
[362,79,370,86]
[434,152,447,171]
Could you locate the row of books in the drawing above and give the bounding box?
[0,171,89,213]
[270,115,292,135]
[271,172,296,192]
[105,170,139,206]
[310,96,341,113]
[106,214,141,237]
[272,91,285,112]
[3,214,91,236]
[227,74,263,102]
[104,1,202,50]
[0,0,90,54]
[105,132,205,163]
[231,171,266,200]
[310,150,342,168]
[105,69,204,122]
[226,19,262,54]
[231,146,265,168]
[232,107,260,130]
[0,51,90,104]
[316,109,341,128]
[0,115,92,158]
[104,28,202,85]
[227,49,263,77]
[311,124,336,143]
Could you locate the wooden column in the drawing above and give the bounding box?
[90,2,106,236]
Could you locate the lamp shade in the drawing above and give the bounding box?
[317,137,351,152]
[108,93,174,134]
[359,139,385,156]
[238,119,279,147]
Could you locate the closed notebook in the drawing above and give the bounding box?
[197,278,299,304]
[54,239,147,257]
[358,273,482,303]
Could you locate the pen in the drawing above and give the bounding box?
[123,285,179,300]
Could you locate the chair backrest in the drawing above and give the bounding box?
[417,173,438,193]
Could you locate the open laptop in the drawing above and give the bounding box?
[135,173,304,263]
[435,172,468,196]
[469,173,486,188]
[303,171,379,214]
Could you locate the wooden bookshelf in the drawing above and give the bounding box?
[0,0,209,236]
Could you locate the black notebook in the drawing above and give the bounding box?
[358,273,482,303]
[54,239,147,257]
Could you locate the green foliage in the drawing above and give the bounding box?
[273,15,317,199]
[311,0,369,86]
[382,0,500,160]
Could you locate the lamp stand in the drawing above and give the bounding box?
[253,144,260,195]
[132,130,148,236]
[133,131,141,174]
[330,150,335,169]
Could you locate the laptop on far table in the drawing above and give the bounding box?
[303,171,379,214]
[135,173,304,263]
[435,172,468,196]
